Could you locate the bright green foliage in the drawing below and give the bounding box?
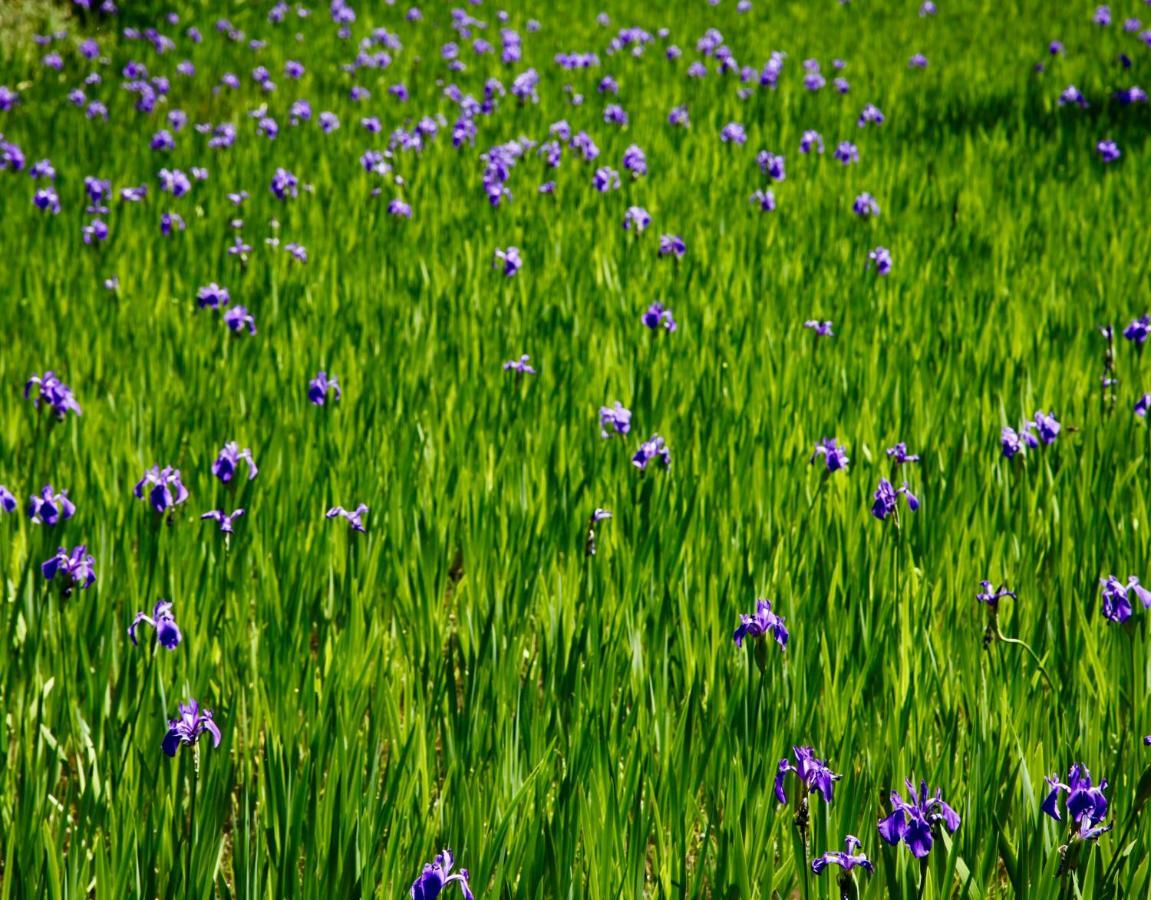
[0,1,1149,898]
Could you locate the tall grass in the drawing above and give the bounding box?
[0,0,1149,897]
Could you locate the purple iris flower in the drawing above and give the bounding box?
[1100,575,1151,622]
[1094,5,1111,26]
[834,142,859,165]
[632,434,671,470]
[858,104,885,127]
[804,320,834,338]
[158,168,191,197]
[270,167,299,199]
[1135,394,1151,417]
[134,465,189,514]
[811,438,849,472]
[834,77,850,94]
[25,371,81,419]
[1059,85,1089,108]
[151,129,176,151]
[494,246,522,276]
[976,581,1016,611]
[201,509,246,534]
[162,699,222,757]
[668,105,690,127]
[212,442,258,483]
[34,188,61,214]
[503,355,536,375]
[197,283,230,310]
[853,193,880,218]
[658,235,686,258]
[868,247,893,275]
[1029,411,1060,444]
[309,371,341,405]
[160,212,185,235]
[750,189,776,212]
[599,402,632,438]
[812,836,874,876]
[410,849,474,900]
[642,302,677,333]
[886,443,920,464]
[129,600,182,650]
[877,780,961,858]
[0,486,16,513]
[83,219,109,245]
[800,130,824,154]
[622,144,647,176]
[775,746,841,804]
[592,166,620,192]
[603,103,628,125]
[1123,315,1149,345]
[223,306,257,335]
[871,478,919,520]
[1001,426,1034,459]
[28,485,75,526]
[1042,764,1111,840]
[388,199,413,218]
[327,504,369,533]
[732,598,788,650]
[720,122,747,144]
[909,53,929,68]
[623,206,651,232]
[1097,140,1120,163]
[753,153,785,184]
[41,545,97,591]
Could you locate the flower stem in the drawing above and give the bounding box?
[993,626,1055,692]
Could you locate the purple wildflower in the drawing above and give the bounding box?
[599,402,632,438]
[326,504,369,533]
[871,478,919,520]
[811,438,849,472]
[623,206,651,232]
[223,306,256,335]
[834,142,859,165]
[642,302,677,333]
[494,246,522,276]
[25,371,81,419]
[134,465,189,514]
[853,193,880,218]
[732,598,788,650]
[632,434,671,470]
[877,780,961,858]
[410,849,473,900]
[0,486,15,514]
[502,355,537,375]
[162,699,222,757]
[757,151,785,181]
[201,509,246,534]
[129,600,182,650]
[868,246,892,275]
[197,283,230,310]
[858,104,885,127]
[976,581,1017,611]
[775,746,841,804]
[720,122,747,144]
[309,371,341,405]
[41,545,96,592]
[804,320,834,338]
[658,234,686,258]
[800,130,824,154]
[750,189,776,212]
[270,167,299,199]
[812,836,874,876]
[28,485,75,526]
[212,442,258,483]
[886,443,920,464]
[1042,764,1111,840]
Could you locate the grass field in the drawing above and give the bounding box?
[1,0,1150,897]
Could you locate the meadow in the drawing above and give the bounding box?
[1,0,1150,897]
